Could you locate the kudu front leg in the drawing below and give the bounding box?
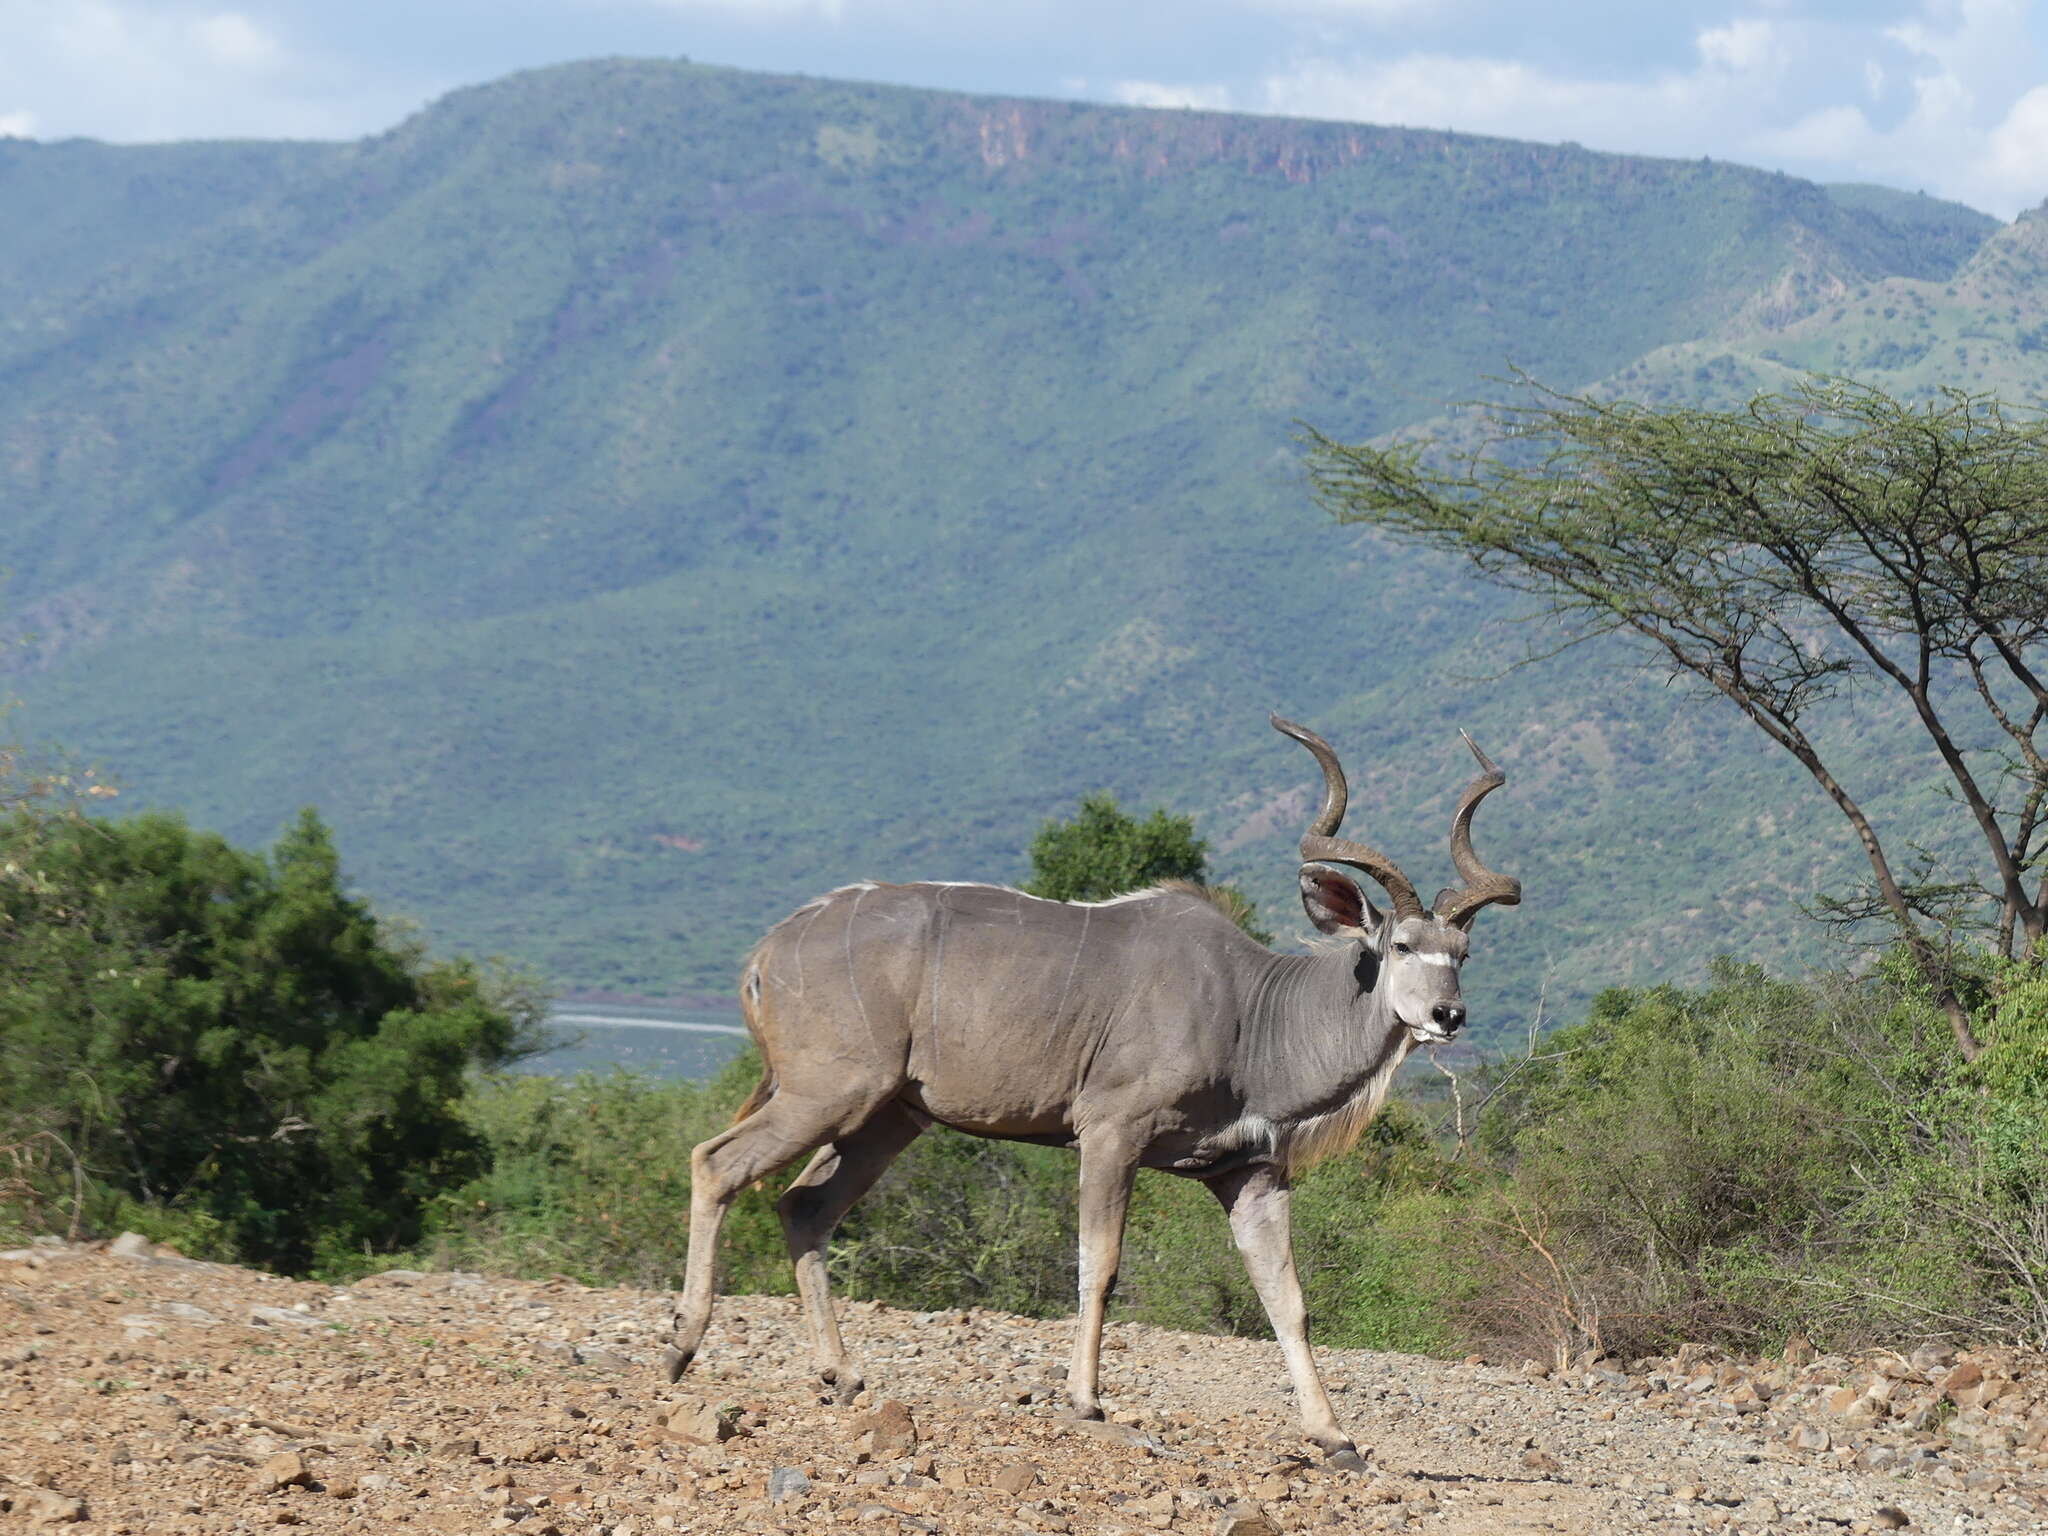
[1066,1132,1140,1421]
[1210,1163,1368,1470]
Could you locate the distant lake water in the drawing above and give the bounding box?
[519,1006,751,1081]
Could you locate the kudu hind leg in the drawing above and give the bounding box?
[665,1097,837,1383]
[778,1103,925,1402]
[1067,1132,1140,1421]
[1210,1164,1366,1470]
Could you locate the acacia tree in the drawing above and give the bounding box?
[1305,376,2048,1060]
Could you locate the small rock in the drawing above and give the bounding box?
[248,1305,324,1329]
[1951,1375,2009,1412]
[851,1400,918,1457]
[1064,1418,1161,1451]
[434,1435,481,1459]
[988,1463,1040,1495]
[1216,1513,1280,1536]
[1908,1345,1953,1375]
[1940,1362,1984,1401]
[767,1466,811,1503]
[107,1232,154,1259]
[251,1451,311,1494]
[27,1492,86,1525]
[665,1397,740,1444]
[1790,1425,1831,1452]
[159,1301,217,1325]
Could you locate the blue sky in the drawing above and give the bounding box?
[2,0,2044,216]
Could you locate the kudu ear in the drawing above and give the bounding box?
[1299,865,1382,939]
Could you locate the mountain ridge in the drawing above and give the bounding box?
[0,58,2028,1036]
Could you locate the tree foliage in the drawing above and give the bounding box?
[0,807,545,1273]
[1306,376,2048,1058]
[1022,792,1209,902]
[1022,793,1269,941]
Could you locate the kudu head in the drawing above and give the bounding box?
[1272,715,1521,1044]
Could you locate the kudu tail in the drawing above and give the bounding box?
[730,1070,775,1127]
[730,958,776,1128]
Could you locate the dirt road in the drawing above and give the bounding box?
[2,1239,2041,1533]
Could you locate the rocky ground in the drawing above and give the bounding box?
[4,1236,2048,1534]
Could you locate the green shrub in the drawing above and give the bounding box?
[419,1050,788,1292]
[1119,1102,1455,1354]
[428,1053,1451,1353]
[1438,958,2048,1362]
[0,807,543,1274]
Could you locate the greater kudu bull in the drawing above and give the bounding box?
[665,716,1520,1466]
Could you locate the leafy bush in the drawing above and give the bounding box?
[1023,793,1210,902]
[1119,1102,1455,1354]
[1024,792,1270,941]
[428,1048,1451,1352]
[0,807,543,1274]
[1438,958,2048,1363]
[418,1051,788,1292]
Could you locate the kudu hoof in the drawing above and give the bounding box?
[818,1365,865,1405]
[1323,1445,1372,1474]
[661,1345,693,1384]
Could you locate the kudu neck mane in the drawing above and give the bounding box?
[1237,942,1408,1130]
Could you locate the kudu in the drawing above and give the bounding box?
[665,716,1520,1466]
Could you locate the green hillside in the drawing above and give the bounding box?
[0,60,2021,1038]
[1606,196,2048,404]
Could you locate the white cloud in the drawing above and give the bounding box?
[1984,83,2048,204]
[0,108,33,138]
[1239,0,2048,217]
[1241,0,1446,14]
[1759,103,1874,161]
[1697,17,1782,74]
[1260,52,1731,147]
[622,0,847,16]
[193,11,287,72]
[0,0,433,142]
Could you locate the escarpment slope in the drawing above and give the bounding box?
[0,61,2019,1029]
